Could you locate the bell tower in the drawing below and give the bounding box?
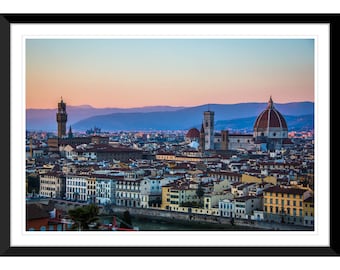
[203,110,214,150]
[56,97,67,138]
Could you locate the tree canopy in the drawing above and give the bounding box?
[68,204,99,231]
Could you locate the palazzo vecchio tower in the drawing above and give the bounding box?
[56,97,67,138]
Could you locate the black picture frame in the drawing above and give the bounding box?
[0,13,337,256]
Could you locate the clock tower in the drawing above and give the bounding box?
[56,97,68,138]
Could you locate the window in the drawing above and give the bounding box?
[287,200,290,206]
[299,209,302,216]
[270,198,273,204]
[281,199,284,206]
[293,201,296,206]
[275,207,279,213]
[293,208,296,216]
[275,199,278,205]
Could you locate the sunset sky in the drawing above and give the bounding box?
[26,39,314,109]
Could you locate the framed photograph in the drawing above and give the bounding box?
[0,14,337,256]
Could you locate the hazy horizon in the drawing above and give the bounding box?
[26,99,314,110]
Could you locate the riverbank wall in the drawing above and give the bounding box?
[53,200,312,231]
[106,206,311,231]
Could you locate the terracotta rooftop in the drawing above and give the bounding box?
[26,202,54,220]
[186,128,200,138]
[263,186,307,195]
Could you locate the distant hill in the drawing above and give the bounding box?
[70,102,314,132]
[26,105,185,131]
[214,114,314,133]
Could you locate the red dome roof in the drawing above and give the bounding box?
[186,128,200,138]
[254,97,288,129]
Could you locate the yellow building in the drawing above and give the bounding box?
[156,153,220,163]
[161,185,172,210]
[161,183,199,210]
[241,174,277,185]
[263,186,310,225]
[303,196,314,227]
[86,176,96,203]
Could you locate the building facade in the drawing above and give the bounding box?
[263,185,312,225]
[95,175,116,205]
[66,175,88,202]
[219,196,262,219]
[39,172,66,199]
[303,196,314,227]
[86,176,96,203]
[115,171,143,207]
[140,177,162,208]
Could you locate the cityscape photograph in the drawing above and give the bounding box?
[25,38,315,231]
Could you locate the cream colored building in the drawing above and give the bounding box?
[86,176,96,203]
[39,172,65,199]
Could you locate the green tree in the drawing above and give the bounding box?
[68,204,99,231]
[26,174,40,195]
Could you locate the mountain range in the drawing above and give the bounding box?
[26,105,185,131]
[26,102,314,132]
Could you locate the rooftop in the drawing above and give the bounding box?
[263,185,307,195]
